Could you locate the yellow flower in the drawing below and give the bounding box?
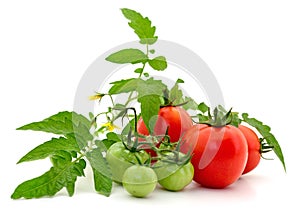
[102,122,119,131]
[89,93,104,101]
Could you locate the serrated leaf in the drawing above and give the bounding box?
[109,78,141,95]
[148,56,167,71]
[137,77,167,98]
[72,121,93,147]
[135,78,166,132]
[108,78,166,133]
[109,78,166,98]
[11,157,86,199]
[121,8,157,45]
[17,136,80,164]
[92,168,112,197]
[17,112,92,151]
[105,48,148,64]
[139,95,161,134]
[51,150,73,167]
[86,148,112,196]
[17,111,91,137]
[17,118,73,135]
[169,82,184,104]
[230,112,242,127]
[86,148,111,179]
[242,113,286,171]
[71,112,91,129]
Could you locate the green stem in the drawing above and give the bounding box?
[127,107,138,133]
[111,43,149,126]
[138,43,149,78]
[109,95,115,107]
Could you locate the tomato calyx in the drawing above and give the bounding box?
[152,137,192,167]
[259,137,275,160]
[198,105,236,127]
[160,85,192,108]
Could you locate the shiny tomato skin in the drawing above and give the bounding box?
[122,165,157,198]
[154,160,194,191]
[180,124,248,188]
[137,106,193,143]
[238,125,261,174]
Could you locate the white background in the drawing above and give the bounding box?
[1,0,299,220]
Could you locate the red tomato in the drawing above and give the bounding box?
[137,106,193,143]
[238,125,261,175]
[180,124,248,188]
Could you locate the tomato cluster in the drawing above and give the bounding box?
[105,103,283,197]
[106,140,194,197]
[136,105,267,189]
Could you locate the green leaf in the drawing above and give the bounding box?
[134,68,143,73]
[182,97,198,110]
[92,168,112,197]
[105,48,148,64]
[71,112,91,129]
[168,81,197,110]
[137,77,167,98]
[86,148,112,196]
[139,95,161,134]
[17,112,93,153]
[17,112,73,135]
[230,112,242,127]
[121,8,158,45]
[109,78,141,95]
[95,133,121,151]
[149,49,155,54]
[109,78,166,98]
[148,56,167,71]
[11,157,86,199]
[109,78,166,133]
[17,136,80,164]
[17,111,91,137]
[197,114,209,122]
[198,102,209,113]
[169,82,183,104]
[135,78,166,132]
[176,78,184,83]
[89,112,94,121]
[242,113,286,171]
[95,140,110,151]
[106,132,122,142]
[72,122,93,147]
[100,140,112,150]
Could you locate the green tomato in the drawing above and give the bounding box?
[122,165,157,198]
[154,160,194,191]
[106,142,150,183]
